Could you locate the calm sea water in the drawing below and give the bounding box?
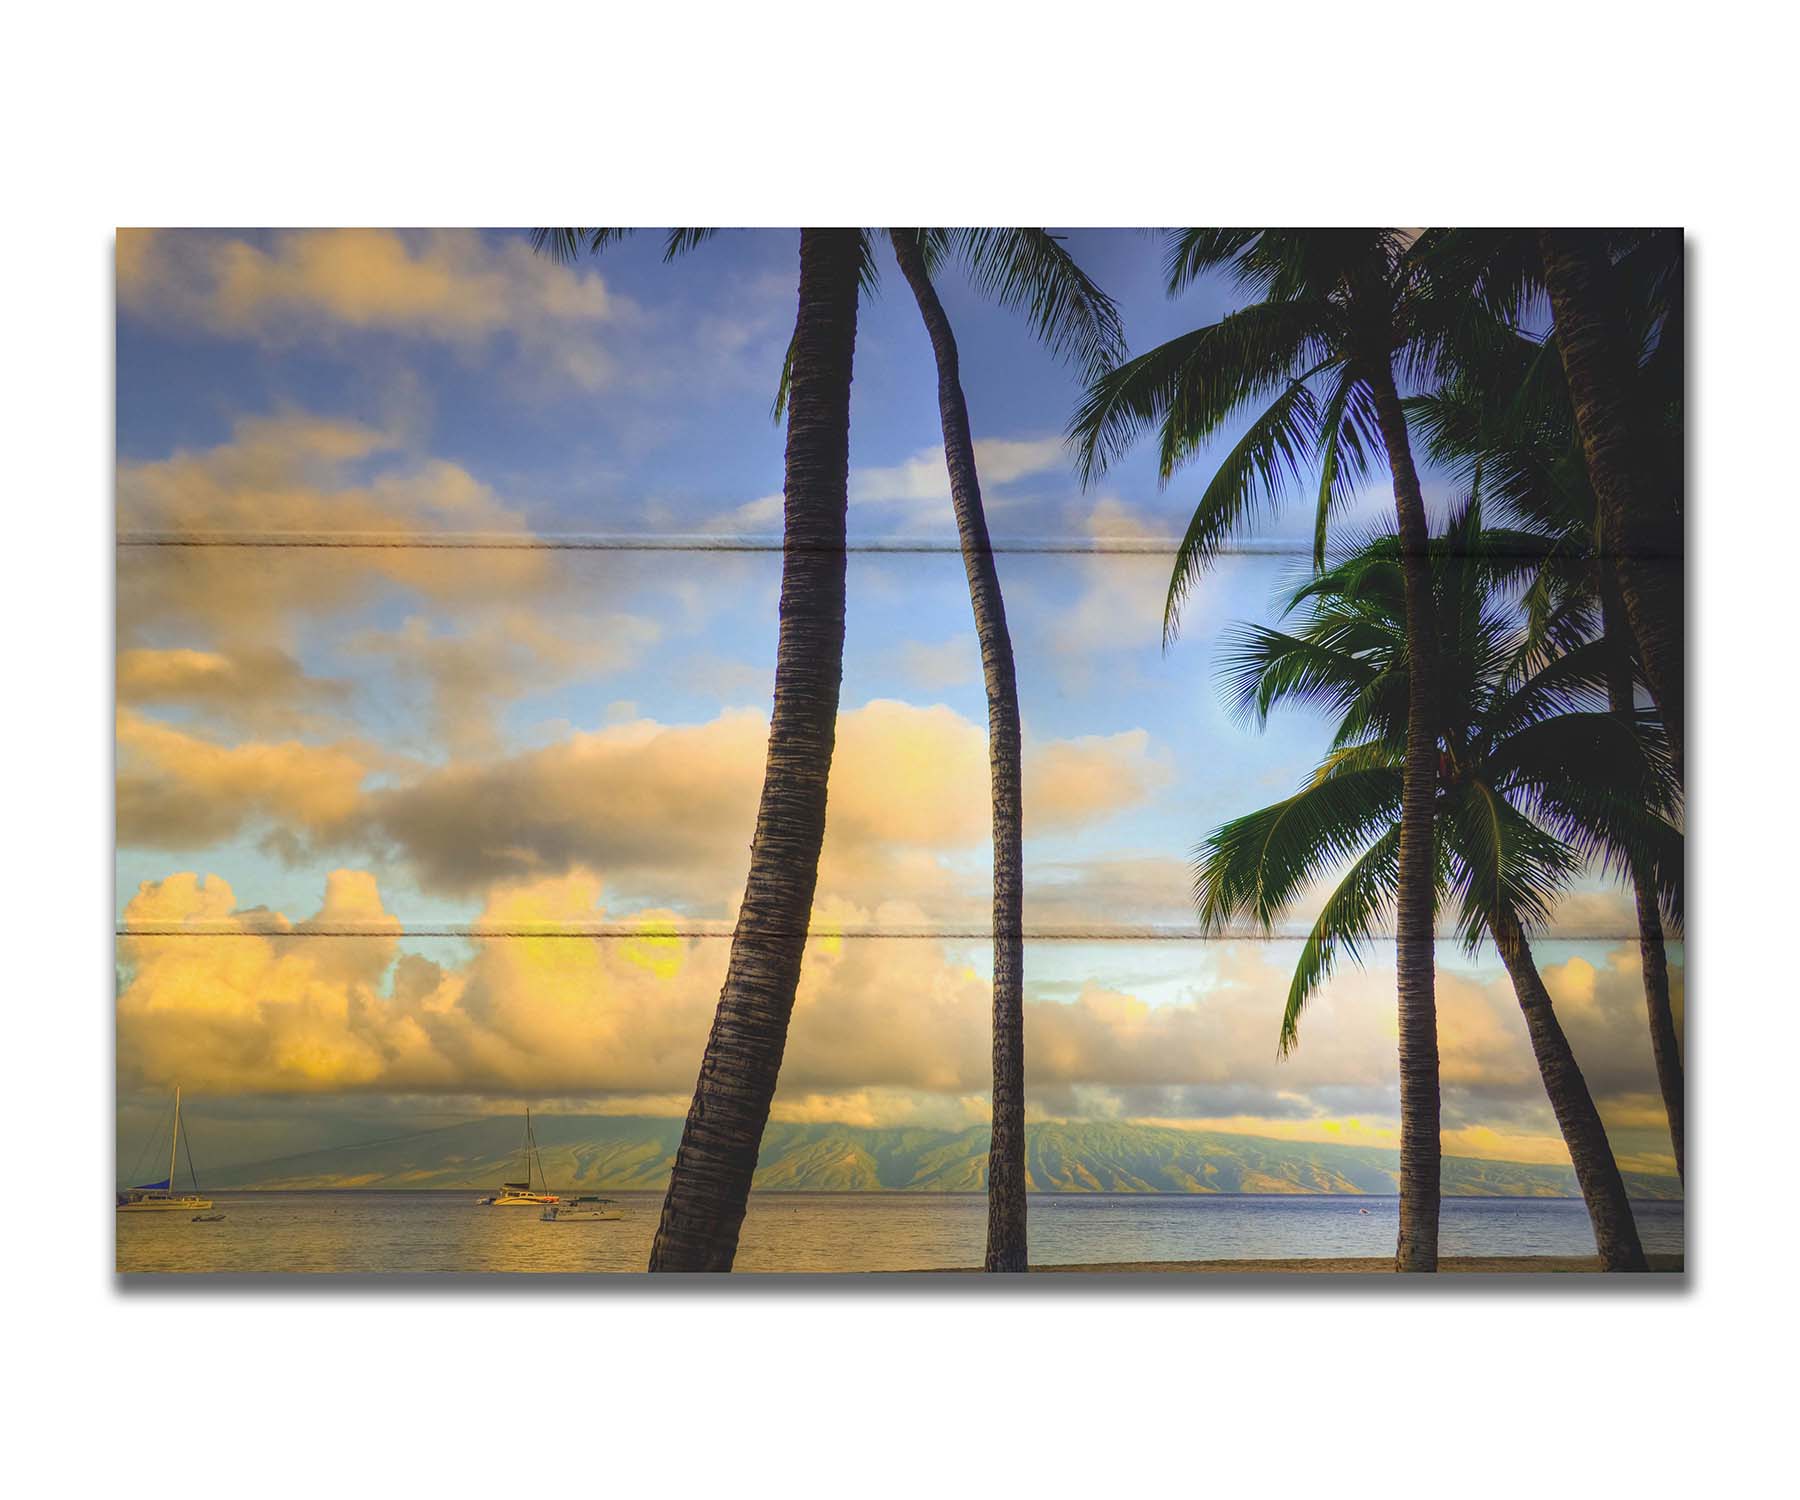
[115,1191,1685,1274]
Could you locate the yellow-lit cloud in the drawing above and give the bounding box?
[357,699,1168,919]
[117,645,348,736]
[116,865,1680,1180]
[118,413,549,643]
[116,710,381,852]
[118,229,621,387]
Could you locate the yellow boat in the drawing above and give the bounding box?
[478,1108,560,1206]
[118,1085,213,1213]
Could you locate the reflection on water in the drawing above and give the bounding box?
[116,1191,1685,1274]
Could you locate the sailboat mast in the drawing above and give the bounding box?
[169,1086,181,1195]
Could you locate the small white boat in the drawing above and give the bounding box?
[541,1196,624,1222]
[118,1085,213,1213]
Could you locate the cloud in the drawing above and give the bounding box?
[118,870,409,1092]
[118,229,623,389]
[115,865,1682,1180]
[709,435,1070,540]
[118,413,549,643]
[701,492,785,535]
[116,710,380,852]
[1024,728,1171,833]
[368,709,769,905]
[361,700,1166,918]
[115,867,992,1099]
[1543,945,1685,1100]
[1022,855,1196,929]
[117,645,349,736]
[1045,497,1189,658]
[348,608,660,756]
[849,436,1070,532]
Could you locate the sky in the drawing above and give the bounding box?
[114,228,1682,1178]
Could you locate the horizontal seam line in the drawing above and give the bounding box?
[115,925,1658,941]
[113,532,1685,559]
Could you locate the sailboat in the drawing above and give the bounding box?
[477,1108,560,1206]
[118,1085,213,1213]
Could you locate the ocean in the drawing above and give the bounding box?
[115,1190,1685,1274]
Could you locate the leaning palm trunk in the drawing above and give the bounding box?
[1538,229,1685,787]
[1628,873,1683,1181]
[890,230,1028,1271]
[1367,362,1443,1272]
[1599,576,1684,1180]
[1488,906,1650,1270]
[649,229,861,1272]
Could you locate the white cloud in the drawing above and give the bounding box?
[850,435,1070,530]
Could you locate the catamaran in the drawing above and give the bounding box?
[477,1108,560,1206]
[118,1085,213,1213]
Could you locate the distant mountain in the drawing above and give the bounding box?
[201,1115,1683,1200]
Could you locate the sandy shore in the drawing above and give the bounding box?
[1008,1254,1684,1274]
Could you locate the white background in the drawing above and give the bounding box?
[2,3,1792,1495]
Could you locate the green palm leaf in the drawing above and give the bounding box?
[1441,779,1580,952]
[1162,378,1323,644]
[1193,765,1403,933]
[1311,366,1381,571]
[1068,300,1331,484]
[1280,824,1402,1055]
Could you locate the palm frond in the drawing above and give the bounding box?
[1311,366,1380,572]
[939,228,1126,381]
[1163,378,1323,644]
[663,228,720,259]
[1069,300,1330,484]
[1279,825,1402,1055]
[1193,766,1403,933]
[530,228,635,263]
[1480,639,1616,744]
[1416,228,1545,327]
[854,228,882,296]
[1442,779,1580,952]
[770,332,796,425]
[1164,229,1264,296]
[1217,621,1380,729]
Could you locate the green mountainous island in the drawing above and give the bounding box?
[199,1116,1682,1199]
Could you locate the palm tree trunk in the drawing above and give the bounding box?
[648,228,861,1272]
[890,229,1028,1272]
[1487,905,1650,1270]
[1628,872,1684,1181]
[1599,573,1685,1180]
[1538,229,1685,787]
[1366,361,1443,1272]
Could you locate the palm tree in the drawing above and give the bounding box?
[536,227,1121,1271]
[1410,355,1685,1179]
[887,228,1123,1271]
[537,227,864,1271]
[1194,500,1679,1269]
[1430,229,1685,784]
[1538,230,1684,785]
[1070,230,1499,1269]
